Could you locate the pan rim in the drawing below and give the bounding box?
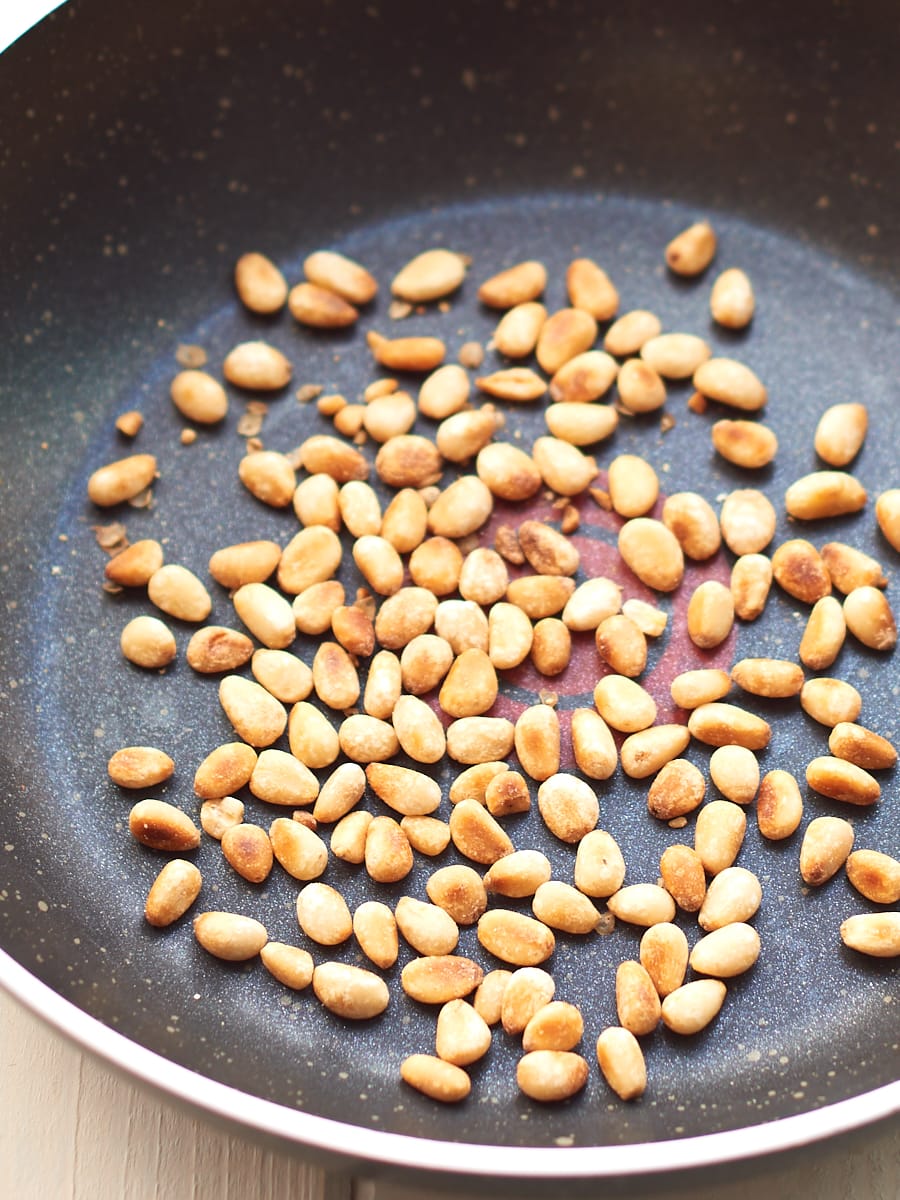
[2,949,898,1181]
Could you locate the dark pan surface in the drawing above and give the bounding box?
[1,0,898,1173]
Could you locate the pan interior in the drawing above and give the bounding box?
[3,191,899,1150]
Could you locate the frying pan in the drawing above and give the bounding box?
[1,0,898,1192]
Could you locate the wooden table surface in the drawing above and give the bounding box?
[2,988,898,1200]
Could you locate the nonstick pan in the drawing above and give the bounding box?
[1,0,898,1192]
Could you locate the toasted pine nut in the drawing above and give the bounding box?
[417,363,470,421]
[484,770,531,818]
[478,260,547,308]
[710,418,777,469]
[875,489,900,551]
[719,489,776,555]
[88,453,158,506]
[785,470,867,520]
[535,307,598,375]
[105,539,165,587]
[295,882,352,945]
[688,702,771,750]
[260,943,315,990]
[435,999,492,1066]
[617,518,684,592]
[828,722,897,770]
[522,1002,584,1053]
[233,251,287,313]
[800,677,862,727]
[475,442,542,502]
[401,955,484,1004]
[548,349,618,405]
[639,923,689,997]
[603,310,662,357]
[799,815,855,886]
[291,581,345,637]
[596,1027,646,1100]
[366,763,441,817]
[694,800,747,875]
[170,369,228,424]
[493,301,548,358]
[517,1051,589,1103]
[147,564,211,624]
[401,1055,471,1103]
[562,577,622,632]
[659,845,707,912]
[367,331,446,372]
[352,900,399,969]
[698,867,762,930]
[436,406,501,463]
[661,979,727,1035]
[545,402,619,446]
[756,769,803,841]
[425,864,488,926]
[224,341,291,391]
[145,860,202,927]
[249,649,312,704]
[710,267,754,327]
[694,357,766,412]
[362,387,417,442]
[484,850,551,899]
[641,333,711,379]
[269,817,328,880]
[401,816,451,857]
[690,922,760,977]
[670,668,732,710]
[662,492,721,560]
[799,596,846,670]
[395,896,459,957]
[288,281,358,328]
[330,810,373,864]
[571,829,626,899]
[518,520,580,576]
[477,910,555,967]
[532,880,601,934]
[193,743,257,801]
[607,884,676,928]
[476,367,546,402]
[310,762,366,825]
[194,912,267,961]
[515,705,561,782]
[608,454,659,518]
[531,436,598,496]
[446,716,515,764]
[771,538,832,604]
[500,967,556,1035]
[249,748,318,808]
[617,358,667,414]
[278,526,343,596]
[821,541,886,594]
[846,851,900,905]
[666,220,716,275]
[458,549,509,607]
[621,725,691,780]
[814,402,868,467]
[731,657,804,698]
[435,601,490,655]
[843,585,897,650]
[219,675,287,747]
[339,714,399,763]
[391,695,446,764]
[427,476,493,539]
[363,814,413,883]
[730,553,773,621]
[108,746,174,789]
[129,798,200,852]
[594,675,657,733]
[231,583,294,650]
[647,759,706,821]
[313,962,390,1019]
[615,960,661,1036]
[566,257,618,320]
[400,634,454,693]
[304,250,377,305]
[595,614,647,677]
[709,745,759,805]
[571,709,618,781]
[687,580,734,649]
[376,435,444,491]
[840,913,900,959]
[487,602,534,670]
[449,798,514,864]
[805,757,880,807]
[287,700,340,769]
[439,649,498,718]
[392,248,466,302]
[380,488,429,553]
[374,586,439,649]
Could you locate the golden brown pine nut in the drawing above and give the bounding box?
[805,756,880,806]
[662,492,721,560]
[666,220,716,275]
[846,851,900,905]
[839,913,900,959]
[603,310,662,357]
[536,307,598,375]
[661,979,727,1034]
[799,816,855,885]
[194,912,268,961]
[690,922,760,977]
[88,453,158,507]
[615,960,661,1036]
[478,260,547,308]
[639,923,689,998]
[709,267,755,328]
[304,249,377,305]
[641,333,711,379]
[484,850,552,899]
[313,962,390,1019]
[843,586,897,650]
[688,702,771,750]
[607,454,659,518]
[730,657,804,698]
[799,596,846,670]
[687,580,734,649]
[828,722,897,770]
[785,471,867,520]
[400,1055,471,1103]
[710,418,777,469]
[694,800,747,875]
[259,943,315,990]
[493,301,548,358]
[594,675,657,733]
[730,553,773,621]
[659,845,707,912]
[698,866,762,930]
[814,403,868,467]
[800,677,862,727]
[145,860,202,927]
[618,517,684,592]
[391,248,466,302]
[596,1027,647,1100]
[531,436,598,496]
[647,759,706,821]
[719,489,776,555]
[532,881,601,934]
[517,1051,589,1103]
[708,745,759,805]
[515,705,561,782]
[108,746,175,789]
[574,830,626,898]
[571,709,618,781]
[820,541,886,594]
[670,669,732,710]
[620,725,691,780]
[875,489,900,551]
[477,910,555,967]
[607,884,676,927]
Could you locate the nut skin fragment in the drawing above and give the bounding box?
[596,1027,647,1101]
[193,912,268,961]
[129,799,200,852]
[144,860,202,927]
[400,1055,471,1103]
[840,913,900,959]
[800,816,855,885]
[756,769,803,841]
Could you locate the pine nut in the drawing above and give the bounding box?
[641,333,711,379]
[363,390,418,442]
[548,350,618,405]
[394,896,459,957]
[843,586,897,650]
[719,489,776,555]
[259,943,315,990]
[193,743,257,802]
[618,518,684,592]
[529,436,599,497]
[517,1051,589,1103]
[400,816,450,857]
[805,756,880,806]
[595,614,647,677]
[484,850,552,899]
[571,829,626,899]
[278,526,343,595]
[330,810,373,864]
[303,249,377,305]
[828,722,897,770]
[596,1027,646,1100]
[670,669,732,710]
[493,301,548,358]
[313,962,390,1019]
[473,970,513,1025]
[698,867,762,930]
[484,770,531,818]
[521,1002,584,1053]
[223,341,291,390]
[846,851,900,905]
[288,281,358,329]
[500,967,556,1035]
[515,705,561,782]
[731,657,804,698]
[251,647,314,704]
[666,220,716,275]
[145,860,202,927]
[875,489,900,551]
[367,331,446,372]
[218,675,286,747]
[401,1055,471,1103]
[147,564,211,623]
[446,716,515,764]
[545,401,619,446]
[294,883,352,946]
[730,553,773,621]
[566,256,619,320]
[708,745,759,805]
[399,634,454,694]
[438,648,498,718]
[105,538,165,587]
[380,487,429,553]
[800,677,862,727]
[170,369,228,423]
[603,309,662,356]
[269,817,328,880]
[662,492,721,560]
[249,748,318,807]
[425,864,488,926]
[389,695,445,765]
[194,912,268,961]
[814,403,868,467]
[129,798,200,852]
[621,725,691,780]
[571,709,618,781]
[487,601,533,669]
[365,763,440,817]
[299,434,370,483]
[458,549,509,606]
[771,538,832,604]
[710,418,777,469]
[418,363,471,420]
[478,260,547,308]
[594,675,657,733]
[475,367,547,402]
[532,880,601,934]
[607,884,676,927]
[449,798,514,864]
[617,358,667,414]
[391,248,466,302]
[435,999,492,1066]
[687,580,734,649]
[688,702,771,749]
[352,900,399,969]
[437,600,491,655]
[436,407,502,464]
[475,442,542,502]
[339,715,399,763]
[88,453,158,506]
[427,476,493,539]
[561,577,622,632]
[647,759,706,821]
[517,520,579,577]
[362,814,412,883]
[756,769,804,841]
[840,913,900,959]
[477,910,555,967]
[401,955,484,1004]
[536,307,598,375]
[608,454,659,517]
[639,923,689,997]
[785,470,867,520]
[659,845,707,912]
[374,586,439,649]
[798,815,855,886]
[690,922,760,977]
[615,960,661,1036]
[233,252,287,313]
[799,596,846,670]
[710,267,755,328]
[694,357,766,412]
[108,746,175,789]
[661,979,727,1035]
[820,541,886,594]
[694,800,747,874]
[291,581,345,636]
[288,700,340,768]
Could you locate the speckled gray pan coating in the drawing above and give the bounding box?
[0,0,897,1178]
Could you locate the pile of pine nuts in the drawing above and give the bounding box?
[94,220,900,1110]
